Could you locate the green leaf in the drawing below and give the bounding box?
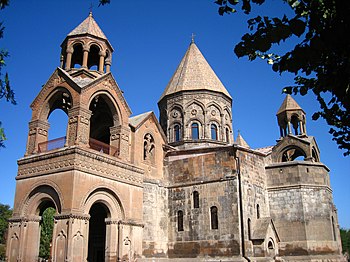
[289,18,306,37]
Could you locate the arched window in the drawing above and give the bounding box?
[211,124,218,140]
[257,204,260,219]
[71,43,83,68]
[143,133,155,163]
[174,124,181,142]
[210,206,218,229]
[226,127,230,143]
[248,218,252,240]
[191,122,199,140]
[177,210,184,231]
[88,44,100,70]
[193,191,199,208]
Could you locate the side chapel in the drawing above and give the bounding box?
[6,13,345,262]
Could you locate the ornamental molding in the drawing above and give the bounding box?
[54,213,90,221]
[17,147,144,186]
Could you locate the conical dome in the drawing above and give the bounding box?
[277,94,304,115]
[159,42,231,100]
[68,12,108,40]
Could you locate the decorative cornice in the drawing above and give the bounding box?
[118,219,144,228]
[17,146,144,187]
[54,213,90,221]
[267,184,332,193]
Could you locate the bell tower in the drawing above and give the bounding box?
[7,13,144,262]
[265,95,343,259]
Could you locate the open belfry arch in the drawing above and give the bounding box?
[7,12,345,262]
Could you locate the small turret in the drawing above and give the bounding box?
[60,12,113,73]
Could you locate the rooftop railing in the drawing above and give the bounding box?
[37,137,119,157]
[89,138,119,157]
[38,136,66,153]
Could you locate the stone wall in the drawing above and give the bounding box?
[163,147,241,259]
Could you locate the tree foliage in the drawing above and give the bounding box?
[0,0,15,148]
[340,228,350,258]
[39,207,55,259]
[215,0,350,155]
[0,203,12,244]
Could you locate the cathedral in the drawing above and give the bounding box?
[6,13,345,262]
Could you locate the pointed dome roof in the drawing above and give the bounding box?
[159,42,231,101]
[236,132,250,148]
[68,12,107,40]
[277,94,304,115]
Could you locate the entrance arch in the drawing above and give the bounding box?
[83,188,125,261]
[88,203,109,262]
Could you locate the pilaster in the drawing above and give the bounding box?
[110,125,130,161]
[67,106,91,147]
[26,119,50,155]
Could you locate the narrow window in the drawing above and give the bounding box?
[177,210,184,231]
[143,133,155,163]
[332,216,337,241]
[191,123,199,140]
[248,218,251,240]
[174,124,181,142]
[226,127,230,143]
[193,191,199,208]
[210,206,218,229]
[211,124,218,140]
[257,204,260,219]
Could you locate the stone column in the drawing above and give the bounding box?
[220,113,225,142]
[65,47,74,70]
[6,217,23,262]
[22,216,41,262]
[287,121,292,134]
[105,58,112,73]
[82,45,89,69]
[105,219,119,262]
[98,50,106,73]
[67,107,92,147]
[54,214,90,262]
[110,125,130,160]
[26,119,50,155]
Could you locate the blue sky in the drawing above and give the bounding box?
[0,1,349,228]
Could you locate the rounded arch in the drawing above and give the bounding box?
[224,124,232,143]
[312,147,320,162]
[71,42,84,68]
[280,145,307,162]
[168,104,184,119]
[171,121,183,142]
[89,91,122,144]
[82,187,125,220]
[290,114,301,135]
[39,87,74,121]
[88,90,122,126]
[87,43,101,70]
[210,121,219,140]
[22,183,63,216]
[185,117,204,127]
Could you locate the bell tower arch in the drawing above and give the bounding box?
[265,95,343,258]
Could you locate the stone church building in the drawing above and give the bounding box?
[6,13,345,262]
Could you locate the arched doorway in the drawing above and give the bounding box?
[88,203,109,262]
